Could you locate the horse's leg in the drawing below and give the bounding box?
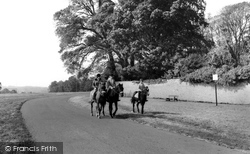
[98,102,101,119]
[137,101,140,113]
[113,101,118,117]
[96,101,99,118]
[141,102,145,114]
[109,102,113,118]
[132,102,135,113]
[102,103,105,116]
[90,101,94,116]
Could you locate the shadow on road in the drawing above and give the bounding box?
[115,111,180,119]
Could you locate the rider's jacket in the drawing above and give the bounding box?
[139,82,146,91]
[106,79,116,90]
[92,78,101,90]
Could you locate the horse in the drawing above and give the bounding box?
[131,86,149,114]
[106,83,124,118]
[90,82,107,119]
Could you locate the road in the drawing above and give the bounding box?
[21,93,246,154]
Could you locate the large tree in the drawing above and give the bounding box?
[54,0,212,80]
[111,0,212,78]
[54,0,118,77]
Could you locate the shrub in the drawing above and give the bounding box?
[181,66,216,84]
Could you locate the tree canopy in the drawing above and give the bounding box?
[181,2,250,86]
[54,0,212,80]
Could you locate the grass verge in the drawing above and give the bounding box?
[0,94,48,153]
[116,102,250,152]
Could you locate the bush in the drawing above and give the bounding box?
[181,66,216,84]
[182,65,250,86]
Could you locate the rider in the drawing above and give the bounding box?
[106,75,120,101]
[138,79,148,101]
[92,74,102,101]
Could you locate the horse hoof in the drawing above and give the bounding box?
[91,113,93,116]
[98,116,101,119]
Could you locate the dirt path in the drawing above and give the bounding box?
[21,93,246,154]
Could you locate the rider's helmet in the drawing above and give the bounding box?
[96,74,101,78]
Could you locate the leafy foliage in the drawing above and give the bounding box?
[181,2,250,86]
[181,66,216,84]
[54,0,212,80]
[207,2,250,67]
[53,1,250,87]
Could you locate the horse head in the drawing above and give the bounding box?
[117,83,124,97]
[141,86,149,96]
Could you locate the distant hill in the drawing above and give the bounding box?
[2,86,48,93]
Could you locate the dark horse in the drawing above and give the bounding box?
[106,83,124,118]
[131,86,149,114]
[90,82,107,119]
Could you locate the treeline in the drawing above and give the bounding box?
[0,88,17,94]
[0,83,18,94]
[49,76,93,92]
[54,1,250,86]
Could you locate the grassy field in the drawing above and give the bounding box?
[70,93,250,153]
[118,97,250,152]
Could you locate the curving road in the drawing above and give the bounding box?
[21,93,246,154]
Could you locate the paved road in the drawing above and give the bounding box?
[21,93,246,154]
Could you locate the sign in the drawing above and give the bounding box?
[213,74,218,81]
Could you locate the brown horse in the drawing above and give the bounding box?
[106,83,124,118]
[90,82,107,119]
[131,86,149,114]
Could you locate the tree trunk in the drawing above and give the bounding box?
[107,52,119,80]
[227,41,240,67]
[130,54,135,67]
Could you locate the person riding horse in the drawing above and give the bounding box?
[138,79,148,102]
[106,75,120,102]
[92,74,102,101]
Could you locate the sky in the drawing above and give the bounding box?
[0,0,249,87]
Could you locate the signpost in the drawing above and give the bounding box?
[213,74,218,106]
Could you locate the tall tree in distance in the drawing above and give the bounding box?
[209,2,250,67]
